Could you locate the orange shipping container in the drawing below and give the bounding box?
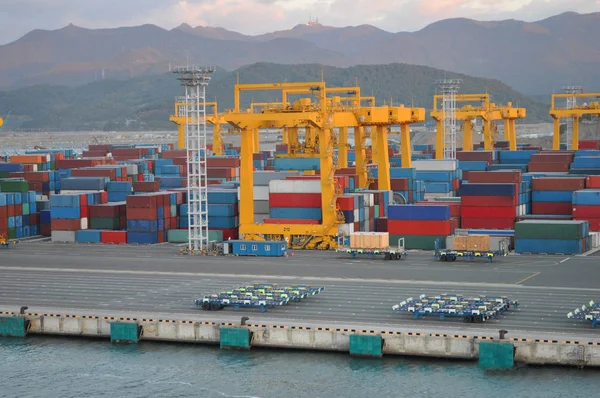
[10,155,46,164]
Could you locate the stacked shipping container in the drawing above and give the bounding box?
[515,220,589,254]
[531,177,585,215]
[387,204,455,249]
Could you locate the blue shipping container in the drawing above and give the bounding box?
[388,205,450,221]
[75,230,102,243]
[515,238,584,254]
[270,207,322,220]
[532,190,573,203]
[460,183,516,196]
[572,190,600,206]
[228,240,287,257]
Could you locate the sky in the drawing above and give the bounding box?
[1,0,599,45]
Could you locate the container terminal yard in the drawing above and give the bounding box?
[2,71,600,368]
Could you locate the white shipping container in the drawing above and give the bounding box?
[353,209,359,223]
[254,186,270,201]
[80,217,88,230]
[413,159,458,171]
[269,179,322,194]
[338,223,354,235]
[254,171,300,186]
[51,230,76,243]
[125,164,138,176]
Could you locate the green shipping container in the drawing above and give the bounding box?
[22,203,30,215]
[167,229,223,243]
[390,234,446,250]
[515,220,586,240]
[90,217,121,230]
[0,180,29,193]
[0,172,9,178]
[8,228,16,239]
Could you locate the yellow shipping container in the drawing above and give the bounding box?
[349,232,389,249]
[466,234,490,252]
[453,235,467,250]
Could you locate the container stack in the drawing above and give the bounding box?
[577,140,600,150]
[126,192,171,244]
[370,167,417,203]
[515,220,589,254]
[106,181,132,202]
[40,209,51,236]
[252,171,299,223]
[569,150,600,175]
[498,150,538,166]
[0,185,38,239]
[413,160,459,199]
[531,177,585,215]
[268,177,322,222]
[387,204,454,249]
[207,188,239,240]
[88,202,126,231]
[460,172,522,229]
[572,190,600,231]
[59,177,109,192]
[50,193,89,243]
[456,151,494,181]
[528,152,574,173]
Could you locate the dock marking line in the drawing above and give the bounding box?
[559,257,571,263]
[515,272,541,285]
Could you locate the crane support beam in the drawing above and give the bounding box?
[463,120,473,151]
[234,82,326,113]
[374,125,391,190]
[239,128,255,226]
[338,126,349,168]
[400,124,412,168]
[355,126,368,188]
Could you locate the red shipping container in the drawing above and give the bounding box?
[574,218,600,231]
[133,181,160,192]
[24,171,50,182]
[387,220,451,236]
[452,179,460,191]
[572,205,600,218]
[7,205,14,217]
[450,217,460,232]
[528,163,570,172]
[337,197,355,211]
[127,194,158,208]
[586,176,600,189]
[578,140,599,150]
[80,206,89,218]
[0,206,7,218]
[215,228,238,240]
[456,151,494,162]
[461,195,517,207]
[532,177,585,191]
[89,204,122,218]
[157,231,165,243]
[101,231,127,244]
[28,182,43,192]
[14,204,22,215]
[467,171,522,184]
[127,207,158,220]
[530,153,574,163]
[40,224,51,236]
[51,219,81,231]
[206,157,240,168]
[161,150,187,159]
[376,217,388,232]
[461,206,517,219]
[263,218,321,225]
[532,202,572,215]
[461,217,515,229]
[29,213,39,225]
[390,178,409,191]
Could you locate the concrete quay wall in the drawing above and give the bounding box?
[3,312,599,368]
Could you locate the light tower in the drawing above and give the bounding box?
[562,85,583,150]
[437,79,461,159]
[173,66,215,254]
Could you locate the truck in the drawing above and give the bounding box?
[434,236,508,263]
[336,236,406,260]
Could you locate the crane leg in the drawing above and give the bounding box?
[463,120,473,151]
[552,119,561,150]
[355,126,368,188]
[435,120,444,159]
[338,126,348,168]
[572,117,579,150]
[400,124,412,169]
[376,126,391,190]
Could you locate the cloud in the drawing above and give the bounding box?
[0,0,598,44]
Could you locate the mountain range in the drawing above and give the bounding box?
[0,63,550,131]
[1,12,599,94]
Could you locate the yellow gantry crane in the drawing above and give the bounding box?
[431,94,525,156]
[169,98,228,155]
[223,81,406,249]
[550,92,600,150]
